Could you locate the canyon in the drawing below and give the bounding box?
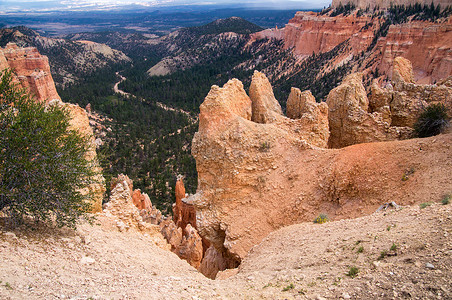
[1,1,451,297]
[252,6,452,86]
[0,27,130,86]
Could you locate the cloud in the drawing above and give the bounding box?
[0,0,330,13]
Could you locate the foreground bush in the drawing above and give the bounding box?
[0,69,98,228]
[414,103,449,138]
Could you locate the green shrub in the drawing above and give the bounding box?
[259,141,271,152]
[414,103,449,138]
[314,213,329,224]
[390,243,397,251]
[282,283,294,291]
[346,266,359,278]
[419,202,432,209]
[378,250,387,260]
[0,69,98,228]
[442,193,451,205]
[357,246,364,253]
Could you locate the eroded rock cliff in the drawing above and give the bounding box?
[251,9,452,86]
[369,19,452,84]
[190,69,452,276]
[0,43,60,104]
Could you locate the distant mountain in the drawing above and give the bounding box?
[0,27,131,86]
[182,16,263,35]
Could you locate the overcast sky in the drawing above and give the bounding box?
[0,0,332,13]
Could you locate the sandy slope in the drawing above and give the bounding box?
[1,203,451,299]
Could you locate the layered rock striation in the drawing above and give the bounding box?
[370,19,452,84]
[0,43,60,104]
[251,9,452,85]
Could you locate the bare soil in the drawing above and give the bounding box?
[1,202,451,299]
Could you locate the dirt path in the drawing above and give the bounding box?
[112,72,198,146]
[113,72,130,96]
[1,203,450,299]
[113,72,196,124]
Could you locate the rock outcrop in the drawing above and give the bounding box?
[370,19,452,84]
[327,57,451,148]
[115,174,204,270]
[0,43,106,213]
[286,88,330,148]
[326,73,412,148]
[190,70,452,275]
[173,177,197,234]
[252,10,451,85]
[0,43,60,104]
[371,56,452,128]
[103,175,169,249]
[252,11,373,57]
[132,189,152,211]
[249,70,283,123]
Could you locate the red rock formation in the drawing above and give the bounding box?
[175,224,204,269]
[199,245,239,279]
[371,57,452,128]
[0,43,60,104]
[249,70,283,123]
[252,10,451,85]
[252,11,374,57]
[286,88,330,148]
[173,177,198,233]
[327,72,413,148]
[121,174,204,270]
[371,19,452,84]
[132,189,152,211]
[191,70,452,272]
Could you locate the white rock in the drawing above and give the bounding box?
[80,256,96,265]
[4,232,17,239]
[342,292,351,299]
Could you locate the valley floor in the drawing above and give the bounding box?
[1,203,451,299]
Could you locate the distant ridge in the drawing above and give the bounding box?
[182,17,263,35]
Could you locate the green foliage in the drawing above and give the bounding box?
[357,246,364,253]
[59,67,198,214]
[442,193,451,205]
[273,41,351,103]
[346,266,359,278]
[419,202,432,209]
[414,103,449,138]
[282,283,295,291]
[330,2,356,17]
[390,243,397,251]
[378,250,387,260]
[314,213,329,224]
[0,69,97,228]
[259,141,271,152]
